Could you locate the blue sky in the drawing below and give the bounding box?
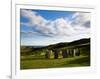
[20,9,90,46]
[21,10,74,21]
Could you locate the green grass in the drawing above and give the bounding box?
[20,55,90,69]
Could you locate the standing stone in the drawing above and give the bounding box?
[69,49,71,57]
[71,49,74,57]
[45,50,50,59]
[69,49,73,57]
[59,50,63,58]
[53,49,59,59]
[75,48,80,56]
[77,48,80,56]
[73,49,76,56]
[75,48,78,56]
[49,50,54,59]
[62,49,68,58]
[67,49,69,57]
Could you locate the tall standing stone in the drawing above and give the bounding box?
[53,49,59,59]
[62,49,68,58]
[45,50,50,59]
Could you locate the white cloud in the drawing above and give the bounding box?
[52,18,76,36]
[21,9,48,26]
[71,12,90,28]
[20,9,91,45]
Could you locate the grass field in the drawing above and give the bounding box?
[21,55,90,69]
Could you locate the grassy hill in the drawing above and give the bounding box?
[20,38,90,69]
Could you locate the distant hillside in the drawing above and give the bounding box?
[47,38,90,49]
[68,38,90,46]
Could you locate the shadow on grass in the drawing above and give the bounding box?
[66,56,90,66]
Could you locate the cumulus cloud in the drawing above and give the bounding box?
[20,9,91,42]
[20,9,48,26]
[71,12,90,28]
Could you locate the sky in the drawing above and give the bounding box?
[20,9,91,46]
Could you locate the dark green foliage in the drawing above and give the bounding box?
[80,45,90,56]
[68,38,90,46]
